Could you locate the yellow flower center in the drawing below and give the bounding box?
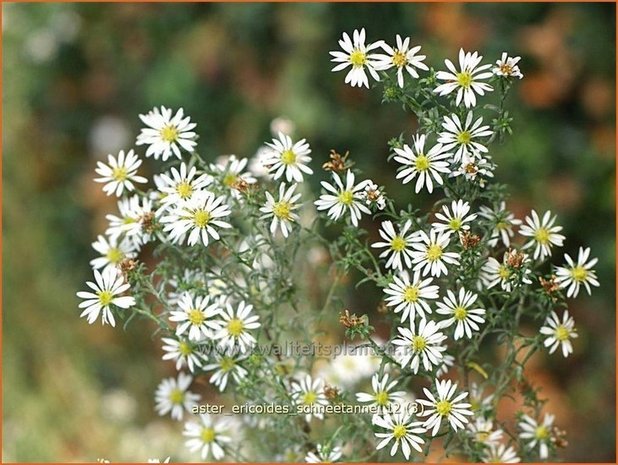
[456,71,473,88]
[220,356,235,372]
[496,221,508,231]
[169,388,184,405]
[470,399,480,412]
[188,308,205,326]
[534,227,550,245]
[448,218,463,231]
[555,325,570,341]
[375,390,390,406]
[178,341,193,356]
[201,427,216,443]
[476,430,490,442]
[436,400,453,416]
[392,51,408,68]
[193,209,211,228]
[498,265,511,280]
[411,335,427,352]
[500,63,513,75]
[535,425,550,440]
[227,318,244,337]
[426,244,443,262]
[112,166,128,181]
[338,190,354,206]
[392,424,407,439]
[453,306,468,321]
[281,149,297,165]
[456,130,472,145]
[98,290,114,306]
[414,154,430,171]
[123,217,136,225]
[160,125,179,143]
[106,247,124,264]
[570,265,588,282]
[223,173,237,187]
[176,181,194,199]
[273,201,292,220]
[349,49,366,67]
[302,390,317,405]
[390,236,407,252]
[403,285,420,303]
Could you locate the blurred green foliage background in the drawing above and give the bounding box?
[3,2,615,462]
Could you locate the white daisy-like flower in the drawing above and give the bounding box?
[305,444,343,463]
[260,183,302,238]
[157,162,212,208]
[468,383,494,415]
[314,170,371,226]
[94,149,147,197]
[263,132,313,182]
[383,270,439,323]
[432,200,477,236]
[373,35,428,87]
[154,372,200,421]
[169,293,221,341]
[213,301,261,354]
[393,135,451,193]
[147,458,171,464]
[373,410,426,459]
[105,195,154,244]
[392,319,447,374]
[211,155,257,192]
[360,181,386,210]
[330,28,381,88]
[90,234,137,272]
[371,220,418,271]
[482,443,521,463]
[436,288,486,340]
[417,379,473,436]
[493,52,523,79]
[478,202,522,248]
[161,190,232,247]
[450,152,495,186]
[435,354,455,378]
[434,49,494,108]
[480,252,532,292]
[519,210,565,260]
[203,352,248,391]
[356,373,406,411]
[410,229,460,278]
[292,374,329,422]
[555,247,599,298]
[518,413,555,459]
[161,337,205,373]
[136,106,197,161]
[468,417,504,446]
[438,112,493,162]
[540,310,577,357]
[183,413,231,460]
[76,267,135,327]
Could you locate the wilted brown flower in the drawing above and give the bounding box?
[460,231,481,249]
[339,309,366,329]
[505,248,525,268]
[323,149,353,173]
[324,384,340,401]
[140,211,156,233]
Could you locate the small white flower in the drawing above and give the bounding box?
[555,247,599,298]
[373,35,428,87]
[361,181,386,210]
[450,152,495,186]
[330,28,381,88]
[482,443,521,463]
[211,155,257,191]
[518,413,555,459]
[468,417,504,446]
[438,112,493,162]
[417,379,473,436]
[519,210,565,260]
[157,162,212,207]
[90,234,137,272]
[136,106,197,161]
[434,49,494,108]
[154,372,200,421]
[540,310,577,357]
[435,354,455,378]
[356,373,406,411]
[203,352,248,391]
[105,195,154,245]
[213,301,261,354]
[392,319,447,374]
[94,149,147,196]
[436,288,486,340]
[393,135,451,193]
[478,202,522,248]
[383,270,439,323]
[314,170,371,226]
[183,413,231,460]
[432,200,477,236]
[410,229,460,278]
[260,183,302,238]
[292,375,329,422]
[264,132,313,182]
[373,410,426,459]
[161,190,232,247]
[493,52,523,79]
[169,293,221,341]
[305,444,343,463]
[371,220,418,271]
[76,267,135,327]
[480,252,532,292]
[161,337,205,373]
[468,382,494,415]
